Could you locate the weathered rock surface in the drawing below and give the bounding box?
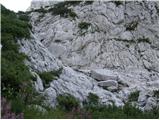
[19,1,159,110]
[91,69,119,81]
[98,80,118,88]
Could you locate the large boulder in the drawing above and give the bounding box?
[98,80,118,91]
[91,69,119,81]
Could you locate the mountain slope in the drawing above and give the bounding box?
[1,0,159,118]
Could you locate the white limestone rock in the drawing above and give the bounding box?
[19,1,159,110]
[98,80,118,88]
[32,72,44,92]
[144,97,158,110]
[91,69,119,81]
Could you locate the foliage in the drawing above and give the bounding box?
[1,5,43,117]
[86,93,99,106]
[69,10,78,19]
[24,106,66,119]
[85,102,159,119]
[38,71,55,85]
[128,91,140,102]
[38,68,63,87]
[1,97,24,119]
[153,90,159,98]
[126,21,138,31]
[137,37,151,44]
[84,1,94,5]
[48,1,79,18]
[57,94,80,111]
[78,22,91,30]
[17,11,30,22]
[113,1,123,6]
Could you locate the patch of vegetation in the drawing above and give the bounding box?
[137,37,151,44]
[87,93,99,105]
[128,91,140,102]
[113,1,123,7]
[1,5,45,118]
[153,90,159,98]
[48,1,80,18]
[38,68,63,87]
[38,71,55,85]
[17,11,30,22]
[126,21,138,31]
[84,1,94,5]
[78,22,91,30]
[33,7,47,13]
[125,44,130,48]
[57,94,80,111]
[69,10,78,19]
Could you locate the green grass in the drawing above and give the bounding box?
[57,94,80,111]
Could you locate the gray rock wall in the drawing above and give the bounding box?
[19,1,159,110]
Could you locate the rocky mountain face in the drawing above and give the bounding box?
[19,1,159,111]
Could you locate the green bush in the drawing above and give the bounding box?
[85,102,159,119]
[17,11,30,22]
[57,94,80,111]
[78,22,91,30]
[126,21,138,31]
[69,11,78,19]
[128,91,140,102]
[113,1,123,6]
[84,1,94,5]
[137,37,151,44]
[38,71,55,85]
[153,90,159,98]
[38,68,62,87]
[87,93,99,105]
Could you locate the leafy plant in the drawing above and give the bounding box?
[57,94,80,111]
[1,97,24,119]
[128,91,140,102]
[69,10,78,19]
[84,1,94,5]
[113,1,123,6]
[87,93,99,105]
[78,22,91,30]
[38,71,55,86]
[137,37,151,44]
[153,90,159,98]
[126,21,138,31]
[38,68,62,87]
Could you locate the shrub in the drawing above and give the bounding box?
[128,91,140,102]
[1,97,24,119]
[78,22,91,30]
[48,2,72,17]
[153,90,159,98]
[87,93,99,105]
[17,11,30,22]
[69,11,78,19]
[57,94,80,111]
[38,71,55,85]
[38,68,63,87]
[126,21,138,31]
[137,37,151,44]
[84,1,94,5]
[113,1,123,6]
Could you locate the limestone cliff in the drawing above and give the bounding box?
[19,0,159,110]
